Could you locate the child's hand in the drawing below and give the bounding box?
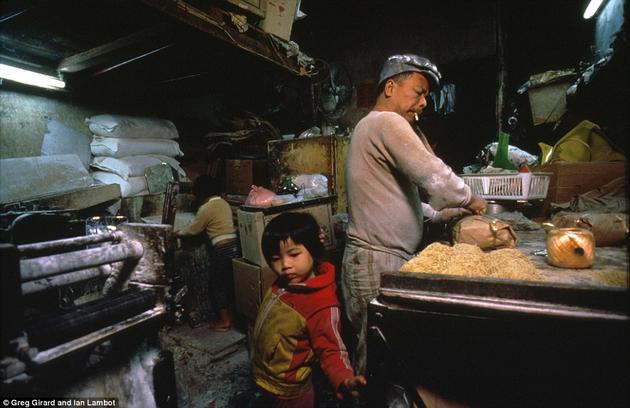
[337,375,367,399]
[318,227,327,245]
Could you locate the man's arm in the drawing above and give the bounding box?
[379,113,472,209]
[422,202,472,223]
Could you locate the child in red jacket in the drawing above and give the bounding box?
[250,212,366,407]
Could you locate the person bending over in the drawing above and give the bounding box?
[176,175,240,331]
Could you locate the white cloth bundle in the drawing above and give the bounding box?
[485,142,538,167]
[86,114,179,140]
[90,137,183,158]
[92,171,148,197]
[291,174,329,199]
[91,155,186,180]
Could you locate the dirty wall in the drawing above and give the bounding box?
[0,89,95,159]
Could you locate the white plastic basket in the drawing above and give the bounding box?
[460,172,552,201]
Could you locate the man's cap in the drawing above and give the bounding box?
[378,54,441,91]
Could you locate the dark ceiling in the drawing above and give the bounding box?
[0,0,618,110]
[0,0,308,97]
[2,1,169,83]
[1,0,599,94]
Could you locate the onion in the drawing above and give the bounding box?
[546,228,595,269]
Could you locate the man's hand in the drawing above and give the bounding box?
[436,207,472,223]
[466,194,487,215]
[336,375,367,399]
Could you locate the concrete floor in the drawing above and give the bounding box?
[159,323,348,408]
[159,324,252,408]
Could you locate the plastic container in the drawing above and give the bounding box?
[492,132,517,170]
[460,172,552,200]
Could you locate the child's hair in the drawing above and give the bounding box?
[261,212,325,268]
[192,175,222,202]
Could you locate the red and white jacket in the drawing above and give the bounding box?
[250,261,354,398]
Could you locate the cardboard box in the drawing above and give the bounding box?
[237,197,336,267]
[259,0,299,41]
[225,159,268,195]
[232,257,276,321]
[226,0,267,18]
[535,161,626,203]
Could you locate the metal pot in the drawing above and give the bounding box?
[546,227,595,269]
[486,202,505,215]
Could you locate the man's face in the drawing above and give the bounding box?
[387,72,430,123]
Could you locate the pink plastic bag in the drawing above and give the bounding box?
[245,185,276,207]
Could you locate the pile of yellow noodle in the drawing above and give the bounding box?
[400,242,543,281]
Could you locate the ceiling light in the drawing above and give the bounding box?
[583,0,606,19]
[0,63,65,90]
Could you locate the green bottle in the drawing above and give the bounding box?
[492,131,517,170]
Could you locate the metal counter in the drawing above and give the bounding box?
[366,230,629,407]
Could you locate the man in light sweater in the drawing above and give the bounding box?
[342,54,487,375]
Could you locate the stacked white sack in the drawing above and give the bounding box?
[87,114,185,197]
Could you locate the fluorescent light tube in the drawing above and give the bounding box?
[0,63,65,90]
[583,0,605,19]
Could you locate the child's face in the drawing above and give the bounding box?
[270,238,315,284]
